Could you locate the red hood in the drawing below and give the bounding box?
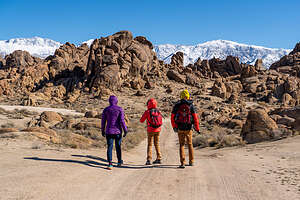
[147,98,157,109]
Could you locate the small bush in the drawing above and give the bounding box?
[193,126,245,149]
[1,122,15,128]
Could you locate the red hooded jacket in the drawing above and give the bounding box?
[140,99,162,133]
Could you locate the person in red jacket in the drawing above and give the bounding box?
[171,89,200,168]
[140,98,163,165]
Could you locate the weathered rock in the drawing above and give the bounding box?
[270,42,300,71]
[48,42,89,79]
[4,50,36,69]
[270,106,300,120]
[74,118,101,130]
[282,93,295,106]
[276,116,295,127]
[241,109,278,143]
[135,90,145,96]
[185,73,199,86]
[227,119,243,129]
[241,65,258,78]
[292,118,300,131]
[84,111,98,118]
[212,79,227,99]
[254,59,264,70]
[167,70,185,83]
[170,52,184,68]
[40,111,63,128]
[86,31,159,91]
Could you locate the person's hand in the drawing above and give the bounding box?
[173,128,178,133]
[102,131,105,137]
[123,131,128,137]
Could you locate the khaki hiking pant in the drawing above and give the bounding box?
[147,132,162,161]
[178,130,194,165]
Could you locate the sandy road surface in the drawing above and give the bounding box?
[1,120,300,200]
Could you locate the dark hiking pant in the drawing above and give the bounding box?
[106,134,122,164]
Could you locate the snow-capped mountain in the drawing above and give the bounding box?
[155,40,291,68]
[0,37,62,58]
[0,37,291,68]
[82,39,94,47]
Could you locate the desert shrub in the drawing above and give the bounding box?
[122,119,147,150]
[193,134,209,148]
[216,135,245,148]
[7,113,24,119]
[15,109,38,117]
[193,126,245,149]
[1,122,15,128]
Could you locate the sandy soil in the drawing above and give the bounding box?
[1,120,300,200]
[0,105,84,116]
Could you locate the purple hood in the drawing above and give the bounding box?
[101,96,128,135]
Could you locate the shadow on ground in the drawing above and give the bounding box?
[24,154,180,170]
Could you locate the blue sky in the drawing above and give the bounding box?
[0,0,299,48]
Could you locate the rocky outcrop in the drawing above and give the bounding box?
[4,50,41,69]
[212,78,242,99]
[167,70,185,83]
[270,42,300,77]
[241,109,278,143]
[46,42,89,94]
[0,56,5,68]
[0,50,49,96]
[86,31,160,91]
[255,59,264,70]
[170,52,184,68]
[28,111,63,128]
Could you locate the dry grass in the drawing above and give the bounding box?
[48,116,146,150]
[122,119,147,150]
[193,126,245,149]
[0,108,39,119]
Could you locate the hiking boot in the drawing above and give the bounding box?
[153,159,161,164]
[107,163,113,170]
[178,164,185,169]
[145,160,151,165]
[117,160,123,167]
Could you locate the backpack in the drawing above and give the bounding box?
[148,109,163,128]
[175,103,192,125]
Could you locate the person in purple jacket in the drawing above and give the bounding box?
[101,95,128,170]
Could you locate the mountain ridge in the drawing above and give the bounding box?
[0,37,291,68]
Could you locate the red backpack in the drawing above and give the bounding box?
[175,104,192,124]
[148,109,163,128]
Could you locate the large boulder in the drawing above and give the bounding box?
[167,70,186,83]
[4,50,38,69]
[255,59,264,70]
[86,31,159,91]
[170,52,184,68]
[241,109,278,143]
[212,78,227,99]
[39,111,63,128]
[212,78,242,99]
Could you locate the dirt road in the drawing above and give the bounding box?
[1,120,300,200]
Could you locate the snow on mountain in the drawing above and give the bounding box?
[0,37,291,68]
[82,39,94,47]
[154,40,291,68]
[0,37,62,58]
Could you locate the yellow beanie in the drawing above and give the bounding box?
[180,89,190,99]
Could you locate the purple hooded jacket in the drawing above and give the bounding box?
[101,96,128,135]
